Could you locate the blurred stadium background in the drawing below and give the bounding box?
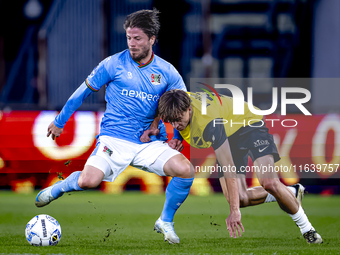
[0,0,339,195]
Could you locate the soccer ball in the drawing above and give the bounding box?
[25,214,62,246]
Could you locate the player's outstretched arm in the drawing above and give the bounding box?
[215,139,245,238]
[49,82,94,140]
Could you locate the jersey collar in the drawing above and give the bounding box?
[133,52,154,68]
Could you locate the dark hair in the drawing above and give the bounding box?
[158,90,191,123]
[123,8,160,41]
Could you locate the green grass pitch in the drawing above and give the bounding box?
[0,191,339,255]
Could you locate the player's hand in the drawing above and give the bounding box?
[226,209,244,238]
[140,128,160,143]
[47,121,63,140]
[168,139,184,152]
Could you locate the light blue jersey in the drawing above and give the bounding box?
[54,49,186,144]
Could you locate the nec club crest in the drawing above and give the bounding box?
[151,73,162,85]
[103,146,113,156]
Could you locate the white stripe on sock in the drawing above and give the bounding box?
[287,186,296,196]
[264,193,276,203]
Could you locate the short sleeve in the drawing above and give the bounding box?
[202,119,228,150]
[166,64,186,92]
[86,56,116,92]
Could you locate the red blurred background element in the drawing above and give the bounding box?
[0,111,339,194]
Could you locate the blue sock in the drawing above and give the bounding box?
[51,171,83,198]
[161,177,194,222]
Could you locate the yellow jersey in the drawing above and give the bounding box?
[180,92,263,149]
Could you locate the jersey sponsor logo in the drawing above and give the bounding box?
[151,73,161,85]
[103,146,113,156]
[121,89,160,102]
[253,139,270,148]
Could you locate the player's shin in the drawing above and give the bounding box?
[51,171,83,198]
[161,177,194,222]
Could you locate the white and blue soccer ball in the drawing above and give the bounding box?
[25,214,62,246]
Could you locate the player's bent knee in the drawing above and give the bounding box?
[78,178,99,189]
[164,154,194,178]
[175,161,193,178]
[260,178,280,195]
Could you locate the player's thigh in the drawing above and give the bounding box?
[78,164,105,189]
[228,134,249,176]
[131,141,180,176]
[132,141,194,178]
[86,136,136,182]
[247,126,280,166]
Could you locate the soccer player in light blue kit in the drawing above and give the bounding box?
[35,9,194,244]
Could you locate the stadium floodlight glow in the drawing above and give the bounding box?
[24,0,43,19]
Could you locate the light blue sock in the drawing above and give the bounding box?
[51,171,83,198]
[161,177,194,222]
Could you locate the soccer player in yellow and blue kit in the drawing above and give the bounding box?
[157,89,323,244]
[35,9,194,244]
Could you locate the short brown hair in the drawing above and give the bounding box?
[123,8,160,41]
[158,90,191,123]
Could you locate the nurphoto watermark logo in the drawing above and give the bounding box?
[189,78,340,179]
[198,83,311,128]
